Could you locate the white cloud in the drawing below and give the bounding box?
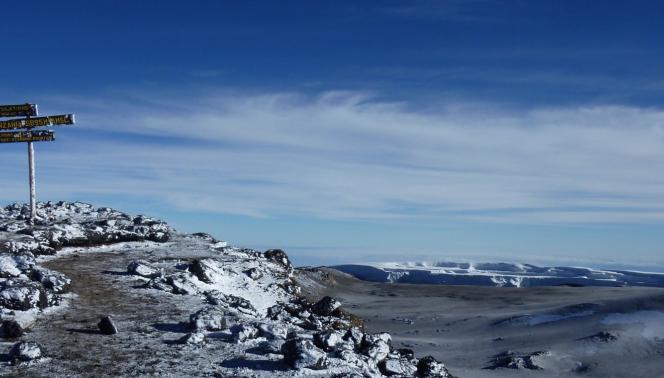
[3,91,664,224]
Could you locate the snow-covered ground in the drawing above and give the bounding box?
[332,261,664,288]
[0,202,453,377]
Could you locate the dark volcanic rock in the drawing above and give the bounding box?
[98,315,118,335]
[264,249,293,273]
[0,280,50,310]
[417,355,455,377]
[8,341,43,364]
[127,260,160,278]
[1,320,24,338]
[31,268,71,293]
[485,350,549,370]
[188,259,223,284]
[578,331,618,342]
[310,296,341,316]
[379,354,418,376]
[360,333,391,363]
[243,267,263,280]
[313,330,344,352]
[281,338,328,370]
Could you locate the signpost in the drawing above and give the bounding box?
[0,103,76,223]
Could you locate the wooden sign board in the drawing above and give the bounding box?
[0,130,54,143]
[0,104,38,118]
[0,114,74,131]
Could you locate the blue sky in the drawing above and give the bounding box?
[2,1,664,269]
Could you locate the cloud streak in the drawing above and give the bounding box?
[3,90,664,224]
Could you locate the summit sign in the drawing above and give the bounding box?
[0,104,38,117]
[0,102,76,222]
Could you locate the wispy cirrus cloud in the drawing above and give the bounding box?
[3,90,664,224]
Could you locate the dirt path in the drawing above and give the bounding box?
[7,251,197,377]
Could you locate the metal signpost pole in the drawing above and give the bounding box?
[27,126,36,223]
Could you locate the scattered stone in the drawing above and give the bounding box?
[281,338,328,370]
[190,307,235,331]
[232,324,259,342]
[98,315,118,335]
[313,330,344,351]
[417,355,455,377]
[257,323,288,340]
[8,341,43,364]
[1,320,24,338]
[179,331,206,345]
[0,256,21,278]
[166,273,199,295]
[360,333,391,363]
[397,348,415,359]
[244,267,263,280]
[127,260,160,278]
[189,258,224,284]
[379,354,418,376]
[31,268,71,293]
[311,296,341,316]
[485,350,549,370]
[343,327,365,348]
[578,331,618,342]
[0,280,49,311]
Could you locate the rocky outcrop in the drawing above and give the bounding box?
[0,202,455,377]
[485,350,549,370]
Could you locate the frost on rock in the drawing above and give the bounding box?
[485,350,550,370]
[0,256,22,278]
[0,280,50,311]
[0,202,456,377]
[190,306,235,331]
[8,341,43,364]
[282,338,329,370]
[127,260,160,278]
[31,268,71,294]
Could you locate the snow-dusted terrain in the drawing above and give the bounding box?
[0,202,454,377]
[332,261,664,288]
[299,267,664,377]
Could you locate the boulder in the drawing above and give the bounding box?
[8,341,43,364]
[31,268,71,293]
[360,333,392,363]
[281,338,328,370]
[166,273,199,295]
[127,260,160,278]
[188,259,224,284]
[257,323,288,340]
[190,307,236,331]
[0,256,21,278]
[179,331,206,345]
[0,280,49,311]
[313,330,344,352]
[244,267,263,280]
[232,324,259,343]
[264,249,293,274]
[98,315,118,335]
[1,320,24,338]
[485,350,549,370]
[225,294,258,316]
[578,331,618,342]
[310,296,341,316]
[417,356,455,377]
[379,354,418,376]
[343,327,364,349]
